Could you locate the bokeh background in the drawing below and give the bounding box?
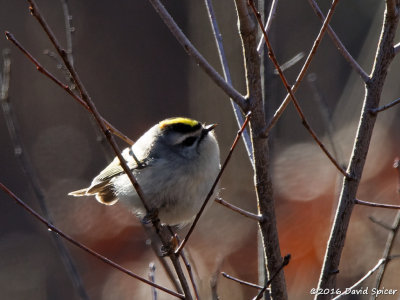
[0,0,399,299]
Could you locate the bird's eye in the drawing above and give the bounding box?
[181,136,197,147]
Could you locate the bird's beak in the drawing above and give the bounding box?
[204,123,218,132]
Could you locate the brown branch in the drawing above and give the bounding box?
[221,272,263,290]
[175,112,252,254]
[315,1,400,297]
[248,0,348,178]
[265,0,341,134]
[355,199,400,210]
[5,32,134,147]
[0,182,184,299]
[308,0,370,82]
[332,259,386,300]
[371,159,400,299]
[215,197,263,221]
[370,96,400,113]
[147,0,248,111]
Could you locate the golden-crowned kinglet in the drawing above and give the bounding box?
[69,117,220,225]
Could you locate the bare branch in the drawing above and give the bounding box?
[308,0,370,82]
[370,96,400,113]
[0,183,184,300]
[355,199,400,210]
[176,112,251,254]
[204,0,254,164]
[147,0,248,110]
[265,0,341,132]
[215,197,263,221]
[332,259,387,300]
[249,0,348,178]
[221,272,263,290]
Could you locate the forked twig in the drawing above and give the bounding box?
[221,272,263,290]
[248,0,348,178]
[252,254,291,300]
[175,112,252,254]
[0,183,184,300]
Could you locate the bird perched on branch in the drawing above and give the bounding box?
[69,117,220,225]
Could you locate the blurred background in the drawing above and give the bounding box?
[0,0,399,299]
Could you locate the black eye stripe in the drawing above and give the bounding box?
[181,136,197,147]
[165,122,202,133]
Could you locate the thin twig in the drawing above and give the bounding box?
[332,259,387,300]
[221,272,263,290]
[355,199,400,210]
[5,32,134,147]
[371,159,400,299]
[0,49,90,300]
[204,0,254,164]
[370,96,400,114]
[176,112,252,254]
[249,0,348,178]
[308,0,369,82]
[252,254,291,300]
[215,197,263,221]
[256,0,279,53]
[148,263,158,300]
[0,183,184,300]
[265,0,342,132]
[147,0,248,111]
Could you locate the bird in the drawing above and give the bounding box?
[69,117,221,225]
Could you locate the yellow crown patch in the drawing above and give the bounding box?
[159,117,199,129]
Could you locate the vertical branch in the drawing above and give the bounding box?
[315,3,400,298]
[234,1,287,299]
